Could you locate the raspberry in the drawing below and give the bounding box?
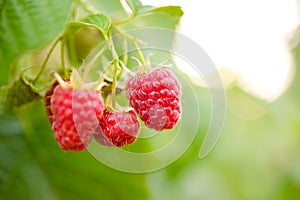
[93,126,113,146]
[50,85,104,151]
[96,110,140,147]
[125,68,181,131]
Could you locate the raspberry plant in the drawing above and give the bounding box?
[0,0,185,198]
[0,0,183,151]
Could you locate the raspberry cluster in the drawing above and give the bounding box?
[46,67,181,151]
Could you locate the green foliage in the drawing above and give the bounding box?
[0,114,56,200]
[0,1,5,12]
[1,0,300,199]
[123,0,184,18]
[83,14,111,37]
[125,0,143,13]
[123,0,183,18]
[0,0,73,85]
[64,13,111,66]
[149,6,184,18]
[0,0,184,199]
[65,14,111,38]
[0,104,149,200]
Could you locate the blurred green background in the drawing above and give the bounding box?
[1,0,300,199]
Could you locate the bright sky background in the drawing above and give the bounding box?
[141,0,300,101]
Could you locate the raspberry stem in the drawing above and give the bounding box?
[113,26,147,46]
[113,13,136,26]
[112,26,148,72]
[108,36,121,108]
[113,0,137,25]
[70,0,79,20]
[121,36,128,66]
[60,39,68,78]
[132,41,147,72]
[81,44,108,81]
[111,60,119,108]
[33,37,62,84]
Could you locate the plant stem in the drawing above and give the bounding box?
[81,44,107,81]
[60,39,68,77]
[113,0,137,25]
[33,37,61,84]
[111,60,118,108]
[122,36,128,66]
[113,13,136,25]
[113,26,147,46]
[112,26,147,71]
[131,41,146,68]
[70,0,79,20]
[109,37,120,108]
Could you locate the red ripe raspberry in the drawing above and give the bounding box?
[125,68,181,131]
[50,85,104,151]
[93,126,114,146]
[96,110,140,147]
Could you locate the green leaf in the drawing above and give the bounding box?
[83,14,111,37]
[0,0,5,12]
[0,114,23,136]
[65,14,111,38]
[0,113,58,200]
[64,14,111,66]
[64,22,104,67]
[63,14,111,67]
[136,5,155,14]
[136,5,184,18]
[0,0,73,85]
[0,85,7,112]
[124,0,183,18]
[149,6,184,18]
[88,0,126,21]
[125,0,142,13]
[64,22,86,35]
[0,113,24,195]
[1,102,150,199]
